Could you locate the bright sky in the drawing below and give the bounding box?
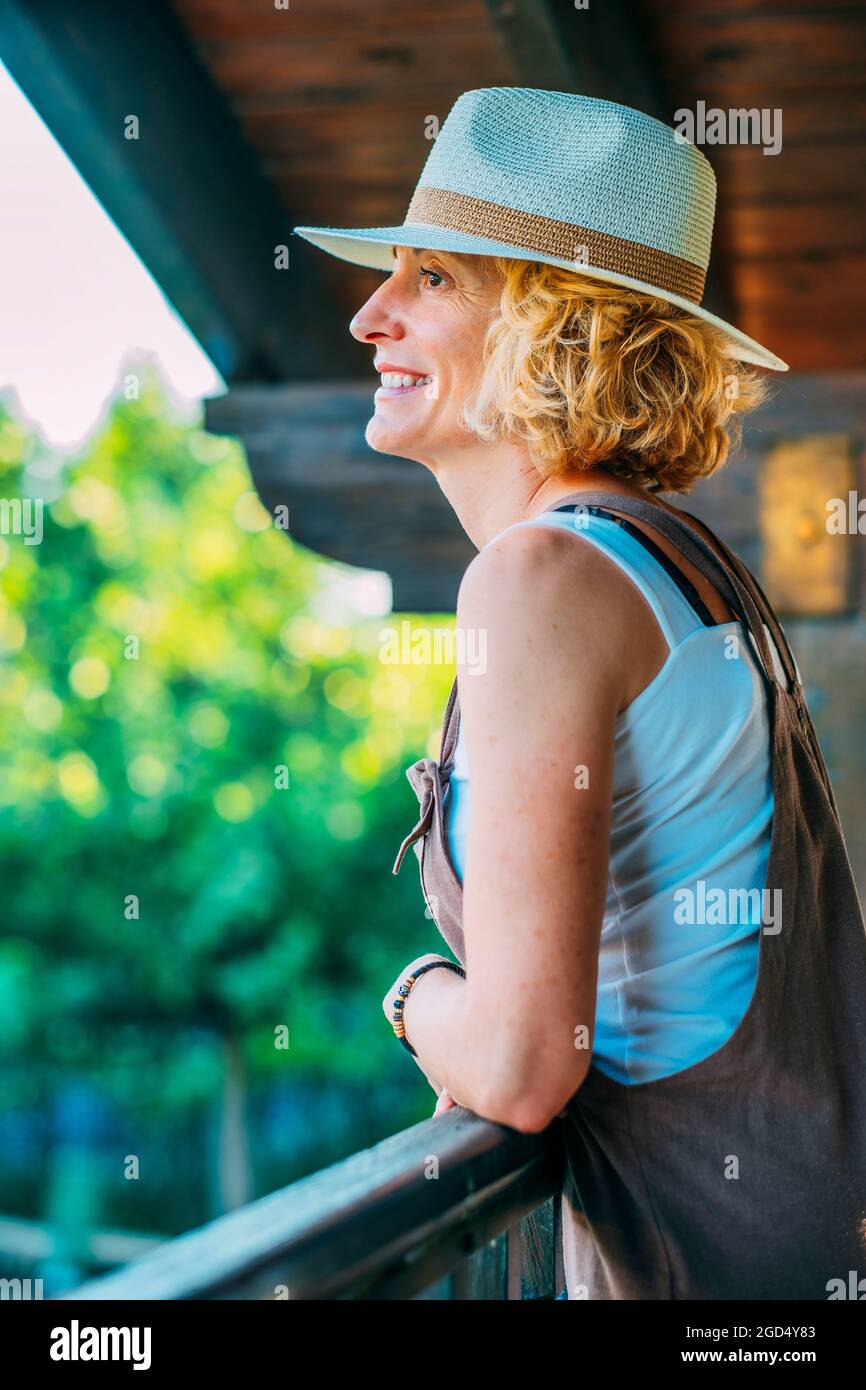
[0,61,392,617]
[0,60,224,450]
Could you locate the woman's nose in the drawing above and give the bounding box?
[349,279,405,345]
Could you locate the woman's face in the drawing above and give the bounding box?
[349,247,500,464]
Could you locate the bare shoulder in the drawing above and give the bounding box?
[457,520,662,709]
[459,519,638,622]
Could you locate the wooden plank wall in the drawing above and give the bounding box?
[637,0,866,370]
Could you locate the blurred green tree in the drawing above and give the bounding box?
[0,367,455,1236]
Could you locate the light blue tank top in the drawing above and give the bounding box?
[446,510,776,1085]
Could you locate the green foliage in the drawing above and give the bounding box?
[0,369,456,1112]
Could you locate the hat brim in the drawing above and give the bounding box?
[293,221,788,373]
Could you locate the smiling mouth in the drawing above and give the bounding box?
[376,371,435,395]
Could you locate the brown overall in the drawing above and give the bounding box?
[392,488,866,1299]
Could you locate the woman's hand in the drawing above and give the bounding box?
[432,1087,459,1117]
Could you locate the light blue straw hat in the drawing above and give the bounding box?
[294,86,787,372]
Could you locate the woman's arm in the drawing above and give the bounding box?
[397,522,637,1132]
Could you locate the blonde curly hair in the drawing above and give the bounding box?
[463,257,770,494]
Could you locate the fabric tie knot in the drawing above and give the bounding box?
[392,757,442,875]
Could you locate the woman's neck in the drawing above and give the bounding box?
[430,441,657,551]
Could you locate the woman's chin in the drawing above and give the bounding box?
[364,414,425,459]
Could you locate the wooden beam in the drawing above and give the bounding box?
[206,374,866,614]
[485,0,663,117]
[0,0,362,383]
[483,0,578,92]
[204,383,476,613]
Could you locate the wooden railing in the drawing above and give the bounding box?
[63,1107,566,1300]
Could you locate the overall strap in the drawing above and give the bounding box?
[548,502,717,628]
[546,489,793,702]
[678,508,800,693]
[439,670,461,768]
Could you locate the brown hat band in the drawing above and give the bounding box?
[405,185,707,306]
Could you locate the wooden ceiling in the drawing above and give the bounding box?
[172,0,515,342]
[172,0,866,374]
[640,0,866,370]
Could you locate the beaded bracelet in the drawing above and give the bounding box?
[390,959,466,1056]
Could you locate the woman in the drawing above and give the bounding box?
[294,88,866,1299]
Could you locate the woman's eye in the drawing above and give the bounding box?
[419,265,447,289]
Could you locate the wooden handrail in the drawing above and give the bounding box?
[63,1108,566,1300]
